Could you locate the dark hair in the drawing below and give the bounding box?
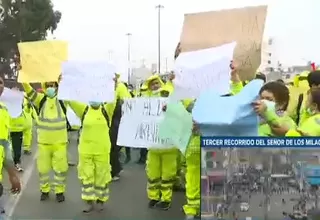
[307,70,320,87]
[309,88,320,111]
[276,79,284,84]
[259,81,289,110]
[255,72,266,82]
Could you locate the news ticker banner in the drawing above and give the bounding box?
[201,137,320,148]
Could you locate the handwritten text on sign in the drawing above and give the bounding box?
[172,42,236,100]
[58,61,115,103]
[117,98,174,148]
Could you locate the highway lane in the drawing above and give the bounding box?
[2,131,185,219]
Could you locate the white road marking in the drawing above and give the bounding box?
[4,151,38,218]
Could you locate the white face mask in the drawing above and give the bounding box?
[261,99,276,112]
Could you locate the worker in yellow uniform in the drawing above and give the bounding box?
[10,108,26,172]
[22,81,68,202]
[67,100,114,213]
[252,81,296,137]
[22,96,34,155]
[9,87,26,172]
[145,75,177,210]
[286,88,320,136]
[182,99,201,219]
[287,70,320,126]
[0,76,22,213]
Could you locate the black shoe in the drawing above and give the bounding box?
[23,150,31,155]
[56,193,65,203]
[40,192,49,201]
[137,158,146,164]
[156,201,171,210]
[68,161,76,166]
[148,199,159,208]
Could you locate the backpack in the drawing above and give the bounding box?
[37,96,72,131]
[81,106,110,128]
[295,93,304,125]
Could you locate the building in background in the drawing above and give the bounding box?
[260,37,281,72]
[151,63,157,73]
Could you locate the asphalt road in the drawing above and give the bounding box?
[236,192,300,220]
[1,131,185,219]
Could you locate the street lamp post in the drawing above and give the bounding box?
[155,4,164,74]
[126,33,132,83]
[108,50,113,63]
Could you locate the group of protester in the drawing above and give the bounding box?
[0,54,320,219]
[0,68,201,218]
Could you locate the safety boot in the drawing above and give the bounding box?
[56,193,65,202]
[156,201,171,210]
[40,192,49,201]
[96,200,104,212]
[83,200,94,213]
[148,199,159,208]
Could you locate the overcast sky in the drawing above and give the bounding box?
[51,0,320,80]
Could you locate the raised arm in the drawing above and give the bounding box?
[65,101,87,118]
[22,83,44,109]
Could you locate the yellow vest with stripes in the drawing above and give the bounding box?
[36,97,68,144]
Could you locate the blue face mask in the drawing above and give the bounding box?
[89,101,102,107]
[45,87,56,98]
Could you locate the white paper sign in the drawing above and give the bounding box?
[0,88,24,117]
[58,60,116,103]
[66,107,81,127]
[117,97,174,148]
[172,42,236,100]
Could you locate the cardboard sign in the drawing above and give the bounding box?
[179,5,268,80]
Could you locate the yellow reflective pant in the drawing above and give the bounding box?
[183,151,200,216]
[78,153,111,202]
[37,143,68,194]
[175,150,186,187]
[146,148,177,202]
[23,128,32,151]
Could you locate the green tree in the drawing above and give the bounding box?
[0,0,62,77]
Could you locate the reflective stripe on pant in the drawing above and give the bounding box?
[23,128,32,151]
[37,143,68,193]
[78,153,111,202]
[183,152,200,216]
[146,149,177,202]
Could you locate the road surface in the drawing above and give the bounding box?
[237,192,300,220]
[2,131,185,219]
